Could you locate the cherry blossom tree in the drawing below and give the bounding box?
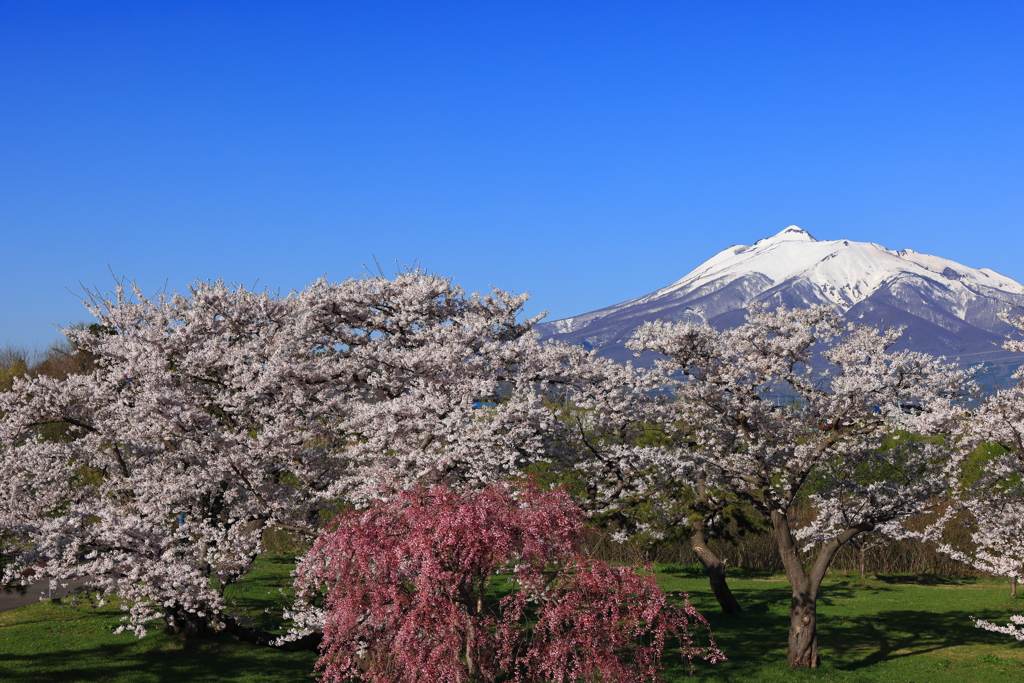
[943,311,1024,639]
[296,480,722,683]
[0,271,616,642]
[625,304,973,668]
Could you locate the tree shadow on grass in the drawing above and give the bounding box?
[662,580,1022,681]
[872,573,981,586]
[0,631,317,683]
[658,563,779,581]
[661,584,795,680]
[825,608,1020,671]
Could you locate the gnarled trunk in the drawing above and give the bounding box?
[690,474,743,615]
[771,510,872,669]
[771,512,820,668]
[787,588,819,667]
[690,524,743,615]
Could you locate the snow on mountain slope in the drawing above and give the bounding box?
[537,226,1024,382]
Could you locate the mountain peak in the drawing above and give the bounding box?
[538,227,1024,382]
[755,225,817,246]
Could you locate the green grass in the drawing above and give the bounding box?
[655,564,1024,682]
[1,559,1022,681]
[0,555,317,682]
[0,601,317,682]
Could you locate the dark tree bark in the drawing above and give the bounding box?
[771,510,873,668]
[690,522,743,615]
[690,474,743,615]
[786,588,819,668]
[164,606,207,640]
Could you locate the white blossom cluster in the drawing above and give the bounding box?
[973,614,1024,641]
[947,311,1024,639]
[625,305,974,603]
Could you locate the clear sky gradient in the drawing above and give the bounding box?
[2,2,1022,349]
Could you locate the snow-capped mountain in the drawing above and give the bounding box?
[537,226,1024,383]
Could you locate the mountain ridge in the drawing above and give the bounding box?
[537,226,1024,385]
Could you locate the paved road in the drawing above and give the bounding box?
[0,577,94,613]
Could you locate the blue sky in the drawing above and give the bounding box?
[2,2,1022,349]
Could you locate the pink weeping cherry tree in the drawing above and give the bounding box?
[625,304,974,668]
[295,480,723,683]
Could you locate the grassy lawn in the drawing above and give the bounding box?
[0,556,317,683]
[1,558,1022,682]
[655,565,1024,682]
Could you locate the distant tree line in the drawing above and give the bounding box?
[0,328,98,442]
[1,325,97,386]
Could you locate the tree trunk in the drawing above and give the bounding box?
[1011,576,1018,600]
[770,510,871,668]
[859,546,866,579]
[770,511,819,668]
[787,588,819,668]
[465,619,476,678]
[691,524,743,615]
[164,606,207,639]
[690,475,742,615]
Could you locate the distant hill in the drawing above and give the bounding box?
[537,226,1024,388]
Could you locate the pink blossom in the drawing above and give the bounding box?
[298,481,722,683]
